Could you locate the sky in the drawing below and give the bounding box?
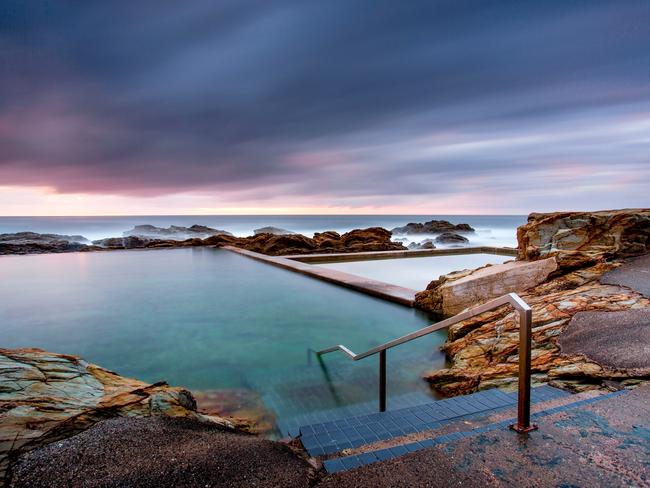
[1,0,649,216]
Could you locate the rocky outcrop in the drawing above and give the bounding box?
[415,258,558,315]
[0,233,96,255]
[424,262,650,396]
[123,224,233,240]
[433,232,469,245]
[253,226,296,236]
[0,348,238,482]
[517,209,650,269]
[206,227,406,256]
[392,220,475,235]
[424,209,650,396]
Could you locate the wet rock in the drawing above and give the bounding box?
[434,232,470,245]
[253,226,296,235]
[0,348,237,482]
[0,232,95,255]
[391,220,475,235]
[517,209,650,269]
[408,239,436,250]
[123,224,233,240]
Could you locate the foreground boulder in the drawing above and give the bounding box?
[0,348,237,482]
[392,220,474,235]
[416,258,558,315]
[518,209,650,269]
[0,232,96,255]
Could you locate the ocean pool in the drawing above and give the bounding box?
[318,253,512,290]
[0,248,445,431]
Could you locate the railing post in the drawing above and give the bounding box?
[379,350,386,412]
[510,307,537,433]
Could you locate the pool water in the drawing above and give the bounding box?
[0,248,445,431]
[318,253,512,290]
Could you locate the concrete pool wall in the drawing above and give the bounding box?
[224,246,517,307]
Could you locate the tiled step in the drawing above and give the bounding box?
[277,390,434,437]
[321,389,628,474]
[299,385,569,457]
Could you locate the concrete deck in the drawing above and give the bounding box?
[223,246,418,306]
[322,385,650,487]
[284,246,517,264]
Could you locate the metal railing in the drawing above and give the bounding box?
[312,292,537,434]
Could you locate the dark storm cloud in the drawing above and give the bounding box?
[1,0,649,203]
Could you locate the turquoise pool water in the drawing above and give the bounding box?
[0,248,445,428]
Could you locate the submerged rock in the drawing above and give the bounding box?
[253,226,296,236]
[0,232,95,255]
[123,224,233,240]
[0,348,237,481]
[433,232,470,245]
[391,220,475,235]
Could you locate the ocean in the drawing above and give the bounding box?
[0,215,526,248]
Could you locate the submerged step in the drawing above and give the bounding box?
[321,389,628,474]
[299,385,569,457]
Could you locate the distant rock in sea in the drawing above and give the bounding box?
[433,232,470,245]
[0,232,93,255]
[408,239,436,250]
[391,219,474,235]
[123,224,233,240]
[253,226,296,236]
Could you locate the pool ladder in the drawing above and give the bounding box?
[310,293,537,434]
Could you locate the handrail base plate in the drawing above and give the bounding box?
[509,423,538,434]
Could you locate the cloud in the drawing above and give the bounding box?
[0,0,649,212]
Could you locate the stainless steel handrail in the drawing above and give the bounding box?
[313,292,537,433]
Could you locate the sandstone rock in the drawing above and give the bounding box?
[0,232,95,255]
[123,224,233,240]
[0,348,237,482]
[253,226,296,236]
[423,262,650,396]
[415,258,557,316]
[517,209,650,269]
[434,232,469,245]
[391,220,475,235]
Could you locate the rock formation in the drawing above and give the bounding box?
[416,258,557,315]
[253,226,296,235]
[226,227,406,256]
[433,232,469,245]
[408,239,436,250]
[123,224,233,239]
[421,209,650,396]
[0,348,239,482]
[391,220,475,235]
[517,209,650,269]
[0,232,96,255]
[3,227,405,256]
